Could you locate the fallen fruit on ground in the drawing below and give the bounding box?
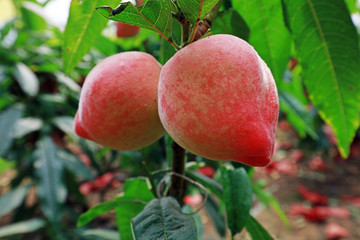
[75,52,165,150]
[158,34,279,167]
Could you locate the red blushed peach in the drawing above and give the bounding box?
[116,22,140,38]
[75,51,165,150]
[158,34,279,167]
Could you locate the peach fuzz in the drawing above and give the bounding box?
[158,34,279,167]
[75,51,165,150]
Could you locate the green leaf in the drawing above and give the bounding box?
[279,91,317,139]
[177,0,220,24]
[56,149,93,180]
[115,177,155,240]
[63,0,117,75]
[345,0,359,13]
[220,166,252,236]
[283,0,360,157]
[77,199,123,227]
[204,195,226,237]
[212,9,250,41]
[131,197,197,240]
[77,177,154,240]
[55,73,81,93]
[0,158,15,174]
[121,177,154,199]
[182,205,204,238]
[13,63,39,97]
[12,118,43,138]
[186,170,222,199]
[232,0,292,83]
[160,35,177,65]
[252,180,289,228]
[0,104,24,156]
[20,2,47,31]
[35,137,66,223]
[246,216,274,240]
[0,185,31,219]
[96,0,172,40]
[0,219,45,238]
[52,116,76,138]
[94,35,117,56]
[81,229,120,240]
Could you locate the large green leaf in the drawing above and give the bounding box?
[35,137,66,222]
[232,0,292,83]
[283,0,360,157]
[220,166,252,236]
[131,197,197,240]
[246,216,274,240]
[63,0,118,75]
[212,9,250,41]
[0,219,45,238]
[96,0,172,40]
[115,177,154,240]
[0,104,24,156]
[177,0,220,24]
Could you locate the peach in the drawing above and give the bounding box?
[158,34,279,167]
[116,22,140,38]
[75,51,165,150]
[115,0,143,38]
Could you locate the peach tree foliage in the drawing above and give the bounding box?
[60,0,360,240]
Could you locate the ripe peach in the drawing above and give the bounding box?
[115,0,143,38]
[158,34,279,167]
[116,22,140,38]
[75,51,165,150]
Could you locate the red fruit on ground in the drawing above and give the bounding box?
[289,149,304,162]
[158,34,279,167]
[289,204,327,222]
[110,179,121,188]
[183,193,203,207]
[278,120,290,131]
[78,153,91,167]
[197,166,215,178]
[341,195,360,207]
[325,223,350,240]
[79,182,94,195]
[264,159,298,176]
[315,206,350,219]
[308,156,328,171]
[101,172,114,185]
[75,52,165,150]
[297,185,329,205]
